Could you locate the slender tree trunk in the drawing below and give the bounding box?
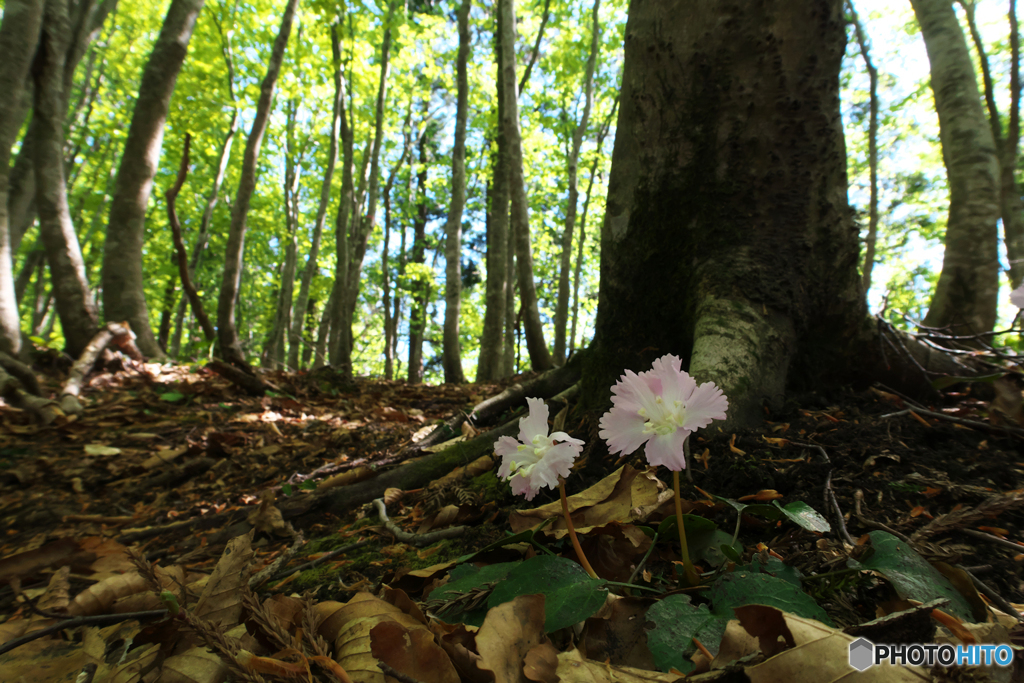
[171,15,239,358]
[265,96,301,369]
[216,0,299,369]
[477,6,510,382]
[554,0,600,364]
[583,0,867,428]
[848,0,879,295]
[498,0,553,371]
[313,287,333,369]
[517,0,550,94]
[0,0,45,357]
[502,231,516,376]
[959,0,1024,290]
[329,21,355,369]
[289,27,344,371]
[442,0,471,383]
[101,0,204,359]
[408,131,429,384]
[382,106,414,380]
[9,0,118,256]
[569,98,615,357]
[33,0,98,359]
[334,0,397,377]
[912,0,1000,340]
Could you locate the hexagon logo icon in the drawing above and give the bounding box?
[849,638,874,672]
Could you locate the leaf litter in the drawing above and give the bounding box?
[0,361,1023,681]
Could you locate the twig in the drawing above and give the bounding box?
[959,528,1024,554]
[853,489,913,543]
[880,406,1024,438]
[372,498,468,547]
[0,610,167,656]
[378,662,425,683]
[791,442,855,545]
[958,565,1024,622]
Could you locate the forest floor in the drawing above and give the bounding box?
[1,356,1024,681]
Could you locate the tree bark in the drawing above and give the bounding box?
[498,0,553,371]
[101,0,204,359]
[912,0,1001,341]
[408,130,430,384]
[848,0,880,294]
[0,0,45,358]
[216,0,299,370]
[328,21,355,369]
[477,5,510,383]
[582,0,867,429]
[171,12,239,358]
[9,0,118,256]
[333,0,397,377]
[959,0,1024,290]
[265,96,301,369]
[442,0,471,384]
[289,26,344,371]
[382,105,414,381]
[554,0,600,364]
[33,0,99,359]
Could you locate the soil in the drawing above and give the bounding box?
[2,357,1024,654]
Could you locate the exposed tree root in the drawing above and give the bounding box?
[0,351,40,396]
[0,363,59,423]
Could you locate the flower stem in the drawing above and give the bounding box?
[674,470,700,586]
[559,477,599,579]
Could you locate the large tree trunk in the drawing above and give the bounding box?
[476,5,511,383]
[289,25,344,371]
[0,0,45,358]
[911,0,1000,340]
[216,0,298,369]
[101,0,204,359]
[442,0,471,384]
[554,0,600,365]
[9,0,117,256]
[498,0,552,372]
[582,0,868,429]
[33,0,99,359]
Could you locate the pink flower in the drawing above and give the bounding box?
[598,354,728,471]
[1012,284,1024,309]
[495,397,584,501]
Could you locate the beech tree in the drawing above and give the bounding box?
[0,0,45,358]
[582,0,885,427]
[216,0,299,369]
[912,0,1001,340]
[101,0,206,359]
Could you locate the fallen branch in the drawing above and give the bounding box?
[60,322,140,415]
[206,359,267,396]
[0,609,168,657]
[372,498,467,547]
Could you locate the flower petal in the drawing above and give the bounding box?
[519,397,550,442]
[548,431,585,449]
[510,472,539,500]
[651,354,697,406]
[494,435,521,459]
[680,381,729,432]
[643,428,689,471]
[599,405,649,455]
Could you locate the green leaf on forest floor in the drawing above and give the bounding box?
[646,594,728,673]
[773,500,831,533]
[848,531,974,622]
[454,518,552,564]
[487,555,607,633]
[159,391,185,403]
[710,568,834,627]
[657,514,717,539]
[689,528,742,568]
[429,561,519,627]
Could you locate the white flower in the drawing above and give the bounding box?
[598,354,728,471]
[494,397,584,501]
